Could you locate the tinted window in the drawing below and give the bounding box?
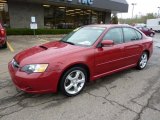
[123,28,138,42]
[137,27,142,30]
[103,28,123,44]
[143,27,149,31]
[135,30,142,40]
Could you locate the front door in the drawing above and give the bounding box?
[94,27,125,77]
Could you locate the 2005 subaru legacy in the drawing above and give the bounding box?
[8,24,153,97]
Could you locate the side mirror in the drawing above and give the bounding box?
[101,40,114,47]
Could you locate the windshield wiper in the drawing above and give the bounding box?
[61,41,75,45]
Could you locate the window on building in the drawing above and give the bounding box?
[44,6,66,29]
[0,2,9,28]
[44,5,106,29]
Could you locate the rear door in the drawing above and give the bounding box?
[122,27,143,66]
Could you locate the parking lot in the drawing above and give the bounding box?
[0,34,160,120]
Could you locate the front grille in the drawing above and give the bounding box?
[12,59,20,68]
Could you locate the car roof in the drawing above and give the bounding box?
[86,24,147,37]
[86,24,131,28]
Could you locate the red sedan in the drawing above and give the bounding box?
[8,25,153,96]
[136,27,155,37]
[0,23,7,48]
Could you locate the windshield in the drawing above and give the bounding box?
[61,27,105,46]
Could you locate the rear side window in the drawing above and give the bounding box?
[138,27,142,30]
[123,28,138,42]
[103,28,123,44]
[135,30,142,40]
[143,27,149,31]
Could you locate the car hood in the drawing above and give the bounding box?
[14,41,87,66]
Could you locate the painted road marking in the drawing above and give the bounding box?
[40,39,49,42]
[7,41,14,52]
[38,39,49,44]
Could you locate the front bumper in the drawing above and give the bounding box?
[8,62,60,94]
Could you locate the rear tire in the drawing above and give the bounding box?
[59,67,87,97]
[137,52,148,70]
[2,41,7,48]
[150,33,154,37]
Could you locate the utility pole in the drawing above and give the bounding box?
[158,7,160,17]
[132,3,137,18]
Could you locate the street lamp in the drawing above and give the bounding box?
[158,7,160,17]
[132,3,137,18]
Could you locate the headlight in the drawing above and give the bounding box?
[21,64,48,74]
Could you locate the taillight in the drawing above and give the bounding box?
[0,29,6,37]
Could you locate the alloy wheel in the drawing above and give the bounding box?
[64,70,86,95]
[139,53,148,69]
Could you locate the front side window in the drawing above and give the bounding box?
[61,27,105,46]
[103,28,123,44]
[123,28,138,42]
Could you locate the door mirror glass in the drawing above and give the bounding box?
[101,40,114,47]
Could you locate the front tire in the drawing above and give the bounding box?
[60,67,87,97]
[137,52,148,70]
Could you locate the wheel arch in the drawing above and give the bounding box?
[143,50,150,59]
[57,63,91,90]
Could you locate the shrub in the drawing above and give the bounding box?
[111,15,118,24]
[6,28,73,35]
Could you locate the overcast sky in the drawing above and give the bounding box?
[119,0,160,18]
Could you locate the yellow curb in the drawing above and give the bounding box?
[7,41,14,52]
